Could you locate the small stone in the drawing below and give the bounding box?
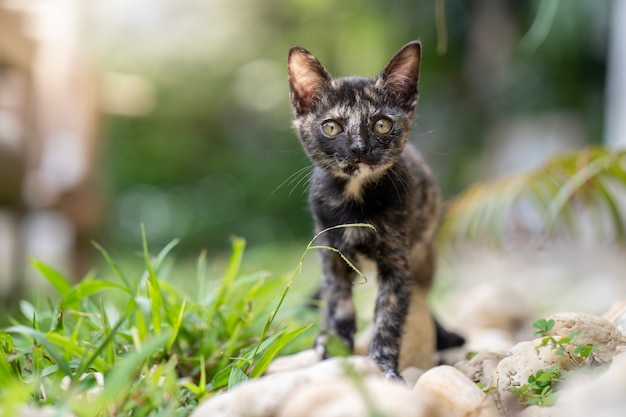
[516,405,557,417]
[190,356,382,417]
[548,312,626,365]
[555,351,626,417]
[495,339,573,409]
[401,366,425,387]
[603,300,626,335]
[455,351,506,389]
[264,348,322,375]
[414,365,500,417]
[277,376,436,417]
[453,283,531,333]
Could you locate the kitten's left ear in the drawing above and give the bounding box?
[288,46,331,115]
[379,41,421,110]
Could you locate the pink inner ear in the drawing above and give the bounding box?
[381,43,421,102]
[288,50,328,110]
[385,53,419,90]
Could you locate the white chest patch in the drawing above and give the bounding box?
[344,164,374,201]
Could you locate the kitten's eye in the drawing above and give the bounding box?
[321,120,343,137]
[373,118,393,135]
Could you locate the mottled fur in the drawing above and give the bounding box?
[287,41,461,378]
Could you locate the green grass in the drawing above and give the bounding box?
[0,227,320,416]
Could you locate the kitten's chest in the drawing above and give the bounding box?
[310,171,410,233]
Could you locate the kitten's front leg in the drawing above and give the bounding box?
[369,263,412,379]
[315,250,356,358]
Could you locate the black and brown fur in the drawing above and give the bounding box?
[287,41,462,379]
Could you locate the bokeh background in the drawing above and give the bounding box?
[0,0,622,305]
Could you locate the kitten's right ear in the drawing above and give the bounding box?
[288,46,331,115]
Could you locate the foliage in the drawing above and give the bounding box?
[508,365,562,407]
[532,318,599,368]
[0,228,315,416]
[440,147,626,244]
[93,1,610,251]
[507,318,600,407]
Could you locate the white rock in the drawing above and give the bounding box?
[464,328,518,355]
[452,282,531,333]
[277,376,436,417]
[555,351,626,417]
[264,348,322,375]
[401,366,425,388]
[455,351,506,389]
[517,405,558,417]
[603,300,626,335]
[190,356,381,417]
[549,312,626,365]
[495,312,626,414]
[414,365,500,417]
[495,339,573,410]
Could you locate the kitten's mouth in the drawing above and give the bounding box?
[346,162,373,177]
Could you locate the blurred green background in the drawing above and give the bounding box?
[0,0,614,297]
[89,0,609,252]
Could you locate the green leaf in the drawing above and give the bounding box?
[94,332,171,408]
[61,280,132,308]
[250,324,314,378]
[30,259,72,297]
[167,300,186,352]
[5,326,73,376]
[153,238,180,273]
[91,240,132,289]
[228,366,249,390]
[573,344,595,358]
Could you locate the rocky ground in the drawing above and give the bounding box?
[192,243,626,417]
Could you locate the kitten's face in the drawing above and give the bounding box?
[288,42,421,182]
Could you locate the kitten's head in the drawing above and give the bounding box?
[287,41,421,182]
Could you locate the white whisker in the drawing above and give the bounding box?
[270,165,314,199]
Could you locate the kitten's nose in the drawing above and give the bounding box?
[349,137,367,158]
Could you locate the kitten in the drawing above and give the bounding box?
[287,41,463,379]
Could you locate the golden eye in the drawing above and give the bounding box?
[321,120,343,137]
[373,118,393,135]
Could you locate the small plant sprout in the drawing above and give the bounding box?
[532,318,599,367]
[508,365,562,406]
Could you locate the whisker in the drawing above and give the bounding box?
[421,149,452,157]
[290,166,314,196]
[270,165,313,199]
[265,148,303,155]
[388,166,409,203]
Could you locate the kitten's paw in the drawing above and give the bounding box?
[314,334,328,359]
[382,369,405,382]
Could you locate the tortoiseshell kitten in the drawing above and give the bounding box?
[287,41,463,379]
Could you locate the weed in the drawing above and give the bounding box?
[508,365,562,406]
[0,227,320,416]
[507,318,600,407]
[532,318,599,367]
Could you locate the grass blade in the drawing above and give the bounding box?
[5,326,72,376]
[30,259,72,297]
[250,323,313,378]
[91,240,132,289]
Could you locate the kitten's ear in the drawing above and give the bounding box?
[379,41,421,110]
[288,46,331,115]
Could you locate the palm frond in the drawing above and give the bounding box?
[439,147,626,244]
